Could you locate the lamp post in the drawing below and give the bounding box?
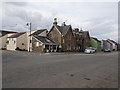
[27,22,32,52]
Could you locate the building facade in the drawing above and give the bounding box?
[73,28,90,52]
[7,32,26,50]
[0,30,16,49]
[47,18,76,52]
[90,37,101,51]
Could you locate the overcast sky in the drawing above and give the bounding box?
[1,0,119,42]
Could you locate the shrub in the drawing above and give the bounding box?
[0,48,6,50]
[15,47,20,51]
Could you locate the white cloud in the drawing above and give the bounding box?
[1,1,118,42]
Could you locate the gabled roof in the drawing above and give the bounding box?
[8,32,25,38]
[50,24,72,36]
[30,29,47,36]
[91,37,101,43]
[107,39,117,45]
[33,35,57,45]
[102,40,112,45]
[0,30,17,37]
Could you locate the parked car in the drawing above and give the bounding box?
[104,49,111,52]
[84,47,96,54]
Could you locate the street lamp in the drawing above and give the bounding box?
[26,22,32,52]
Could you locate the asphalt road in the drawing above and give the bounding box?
[2,51,118,88]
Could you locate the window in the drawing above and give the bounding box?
[36,42,39,47]
[22,43,24,45]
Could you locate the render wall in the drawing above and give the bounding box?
[7,38,17,50]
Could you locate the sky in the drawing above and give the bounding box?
[0,0,119,42]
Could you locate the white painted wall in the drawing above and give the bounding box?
[0,33,15,49]
[26,30,36,52]
[16,33,27,50]
[7,38,17,50]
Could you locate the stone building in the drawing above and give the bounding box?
[48,18,90,52]
[47,18,76,52]
[73,28,90,52]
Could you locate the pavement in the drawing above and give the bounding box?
[2,50,118,88]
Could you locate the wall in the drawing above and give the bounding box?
[64,28,75,51]
[90,38,101,51]
[38,30,46,37]
[26,30,37,51]
[0,33,15,49]
[16,33,27,50]
[7,38,16,50]
[0,35,8,49]
[48,26,62,45]
[32,37,44,52]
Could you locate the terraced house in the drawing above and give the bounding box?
[73,28,90,52]
[89,37,101,51]
[48,18,90,52]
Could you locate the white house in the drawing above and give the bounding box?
[0,30,16,49]
[7,32,26,50]
[107,39,117,51]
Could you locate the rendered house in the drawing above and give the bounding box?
[7,32,26,50]
[47,18,76,52]
[89,37,101,51]
[101,40,112,51]
[6,30,47,51]
[73,28,90,52]
[30,29,58,52]
[107,39,117,51]
[0,30,16,49]
[25,30,46,52]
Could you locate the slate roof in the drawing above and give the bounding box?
[8,32,25,38]
[0,30,17,37]
[91,37,101,43]
[30,29,47,36]
[33,35,57,45]
[54,25,71,36]
[73,29,90,39]
[108,39,117,45]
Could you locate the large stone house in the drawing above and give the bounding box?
[47,18,76,52]
[48,18,90,52]
[73,28,90,52]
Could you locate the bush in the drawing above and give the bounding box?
[15,47,20,51]
[15,47,27,51]
[0,48,6,50]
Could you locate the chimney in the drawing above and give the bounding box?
[53,18,57,25]
[80,28,83,32]
[62,22,66,26]
[74,28,79,32]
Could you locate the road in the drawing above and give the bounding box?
[2,51,118,88]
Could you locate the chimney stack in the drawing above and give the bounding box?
[62,22,66,26]
[53,18,57,25]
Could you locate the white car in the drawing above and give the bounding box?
[84,47,96,54]
[104,49,111,52]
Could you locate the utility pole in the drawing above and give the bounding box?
[27,22,32,52]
